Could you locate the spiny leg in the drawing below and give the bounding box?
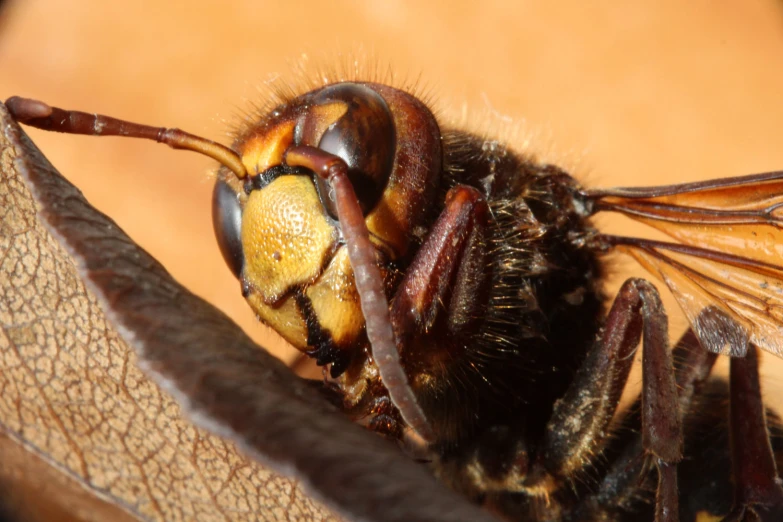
[641,285,682,522]
[671,329,719,412]
[723,346,783,521]
[577,329,717,519]
[390,184,489,359]
[525,278,682,521]
[388,184,490,442]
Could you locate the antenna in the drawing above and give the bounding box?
[5,96,248,179]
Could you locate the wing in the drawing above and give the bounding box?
[586,171,783,358]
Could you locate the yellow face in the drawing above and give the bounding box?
[230,125,371,357]
[241,175,337,305]
[211,82,442,373]
[240,170,373,354]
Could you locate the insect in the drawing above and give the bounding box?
[5,75,783,522]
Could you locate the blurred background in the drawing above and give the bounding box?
[1,0,783,517]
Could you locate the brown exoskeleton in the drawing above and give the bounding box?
[6,77,783,521]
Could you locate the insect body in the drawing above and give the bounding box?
[6,80,783,521]
[214,82,603,452]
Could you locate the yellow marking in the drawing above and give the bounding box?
[523,473,558,499]
[241,176,335,302]
[695,511,723,522]
[246,291,308,350]
[240,120,295,174]
[306,248,364,347]
[365,196,408,258]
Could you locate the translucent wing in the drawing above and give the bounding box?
[587,171,783,358]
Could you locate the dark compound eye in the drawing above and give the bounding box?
[299,83,396,217]
[212,177,244,278]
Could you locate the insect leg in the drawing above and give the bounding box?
[388,184,490,439]
[638,284,683,522]
[671,329,719,411]
[575,329,717,519]
[724,346,783,521]
[526,279,682,521]
[390,184,489,351]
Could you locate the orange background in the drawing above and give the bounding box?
[1,1,783,397]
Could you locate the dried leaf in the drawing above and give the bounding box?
[0,103,338,521]
[0,104,493,521]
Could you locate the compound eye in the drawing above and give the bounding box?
[211,177,244,278]
[303,83,396,215]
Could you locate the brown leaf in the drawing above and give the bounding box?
[0,102,337,521]
[0,430,140,522]
[0,104,493,521]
